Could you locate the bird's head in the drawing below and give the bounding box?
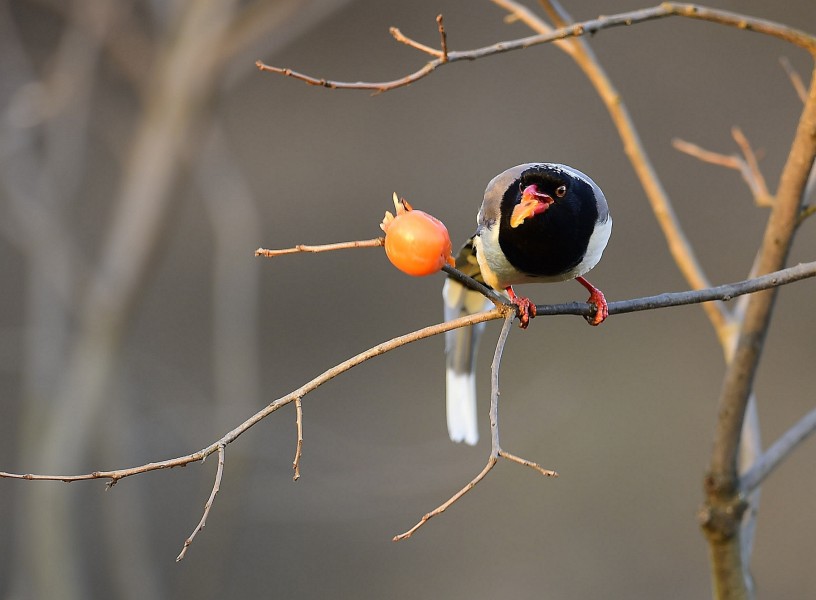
[481,163,609,279]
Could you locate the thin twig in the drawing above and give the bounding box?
[798,203,816,226]
[392,457,498,541]
[436,14,448,62]
[293,397,303,481]
[740,407,816,493]
[499,450,558,477]
[489,312,515,453]
[176,444,225,561]
[389,26,444,59]
[732,126,772,206]
[255,237,384,257]
[780,56,808,102]
[673,138,744,170]
[673,133,773,207]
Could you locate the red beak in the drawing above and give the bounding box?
[510,184,554,228]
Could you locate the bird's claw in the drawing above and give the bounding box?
[584,287,608,326]
[505,287,536,329]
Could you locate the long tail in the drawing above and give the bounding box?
[443,238,491,445]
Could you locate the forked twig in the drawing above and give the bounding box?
[394,311,557,541]
[673,128,773,207]
[389,14,449,62]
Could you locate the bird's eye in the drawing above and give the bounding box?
[555,185,567,198]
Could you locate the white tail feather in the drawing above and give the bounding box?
[446,369,478,445]
[443,278,490,445]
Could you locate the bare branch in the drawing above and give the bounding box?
[392,457,498,542]
[708,75,816,491]
[798,203,816,225]
[395,310,560,541]
[780,56,808,102]
[389,14,448,61]
[176,444,225,562]
[2,260,816,553]
[389,26,444,59]
[498,450,558,477]
[293,397,303,481]
[257,4,816,93]
[673,138,744,170]
[740,407,816,493]
[732,127,772,206]
[489,312,515,453]
[673,130,773,207]
[395,312,535,542]
[1,260,814,480]
[0,308,506,484]
[255,237,384,257]
[437,15,448,62]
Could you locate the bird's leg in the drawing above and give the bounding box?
[505,286,536,329]
[576,276,608,326]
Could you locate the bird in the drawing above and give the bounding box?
[442,163,612,445]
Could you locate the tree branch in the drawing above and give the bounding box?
[673,128,773,208]
[256,4,816,93]
[740,407,816,494]
[2,259,814,558]
[702,65,816,600]
[394,311,557,541]
[255,237,384,257]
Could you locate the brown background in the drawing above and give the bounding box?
[1,1,815,598]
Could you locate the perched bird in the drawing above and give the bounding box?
[443,163,612,445]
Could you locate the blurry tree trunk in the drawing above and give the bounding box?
[15,1,239,597]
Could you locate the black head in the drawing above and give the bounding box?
[494,163,606,277]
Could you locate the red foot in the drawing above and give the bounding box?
[576,276,608,326]
[506,287,536,329]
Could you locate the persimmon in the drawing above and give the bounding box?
[381,193,454,276]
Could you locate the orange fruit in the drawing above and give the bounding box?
[381,194,454,277]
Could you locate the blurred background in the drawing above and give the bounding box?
[1,1,814,598]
